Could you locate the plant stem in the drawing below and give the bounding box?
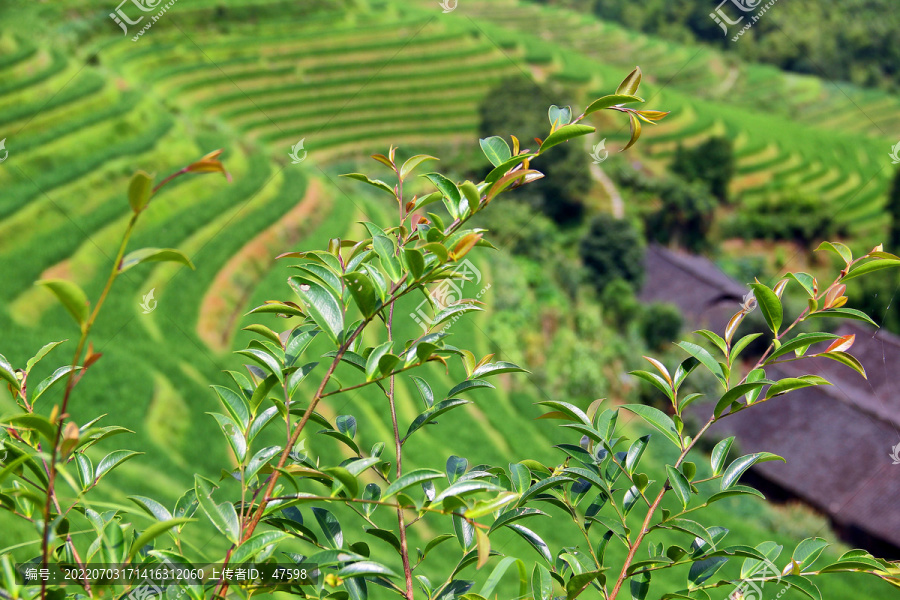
[39,213,137,600]
[607,419,714,600]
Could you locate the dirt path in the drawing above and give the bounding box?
[197,179,327,352]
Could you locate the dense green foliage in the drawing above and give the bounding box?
[670,137,735,204]
[579,215,645,294]
[725,191,840,249]
[569,0,900,90]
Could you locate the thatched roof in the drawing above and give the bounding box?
[639,245,748,333]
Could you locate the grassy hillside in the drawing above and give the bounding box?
[0,0,897,597]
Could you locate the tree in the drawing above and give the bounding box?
[639,301,683,350]
[580,213,645,294]
[645,176,717,251]
[670,136,735,202]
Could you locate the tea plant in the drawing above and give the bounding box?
[2,68,899,600]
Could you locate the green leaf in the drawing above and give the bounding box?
[583,94,644,116]
[749,283,783,335]
[194,474,240,544]
[815,241,852,265]
[532,563,553,600]
[629,572,651,600]
[779,575,822,600]
[567,570,605,599]
[231,531,289,564]
[706,485,765,505]
[365,341,393,381]
[341,173,395,195]
[373,235,401,282]
[404,398,471,441]
[713,381,772,417]
[400,154,438,180]
[465,492,519,519]
[128,170,154,213]
[786,272,816,297]
[423,173,462,219]
[96,449,141,480]
[25,340,66,375]
[764,375,831,400]
[620,405,682,449]
[129,518,193,559]
[472,361,528,379]
[338,561,399,579]
[540,124,595,153]
[74,454,93,490]
[479,137,512,167]
[365,527,402,553]
[324,466,360,498]
[792,537,829,570]
[666,466,691,509]
[676,342,725,385]
[0,354,19,392]
[119,248,194,273]
[630,370,674,401]
[508,523,552,563]
[805,307,878,327]
[343,271,379,318]
[36,279,90,328]
[485,153,536,184]
[447,379,494,398]
[767,333,840,362]
[548,105,572,128]
[31,365,80,404]
[312,507,344,548]
[518,475,576,506]
[616,66,642,95]
[721,453,785,490]
[382,469,444,500]
[687,557,727,587]
[710,437,734,476]
[289,276,344,344]
[479,556,527,599]
[211,385,250,429]
[656,518,714,548]
[814,351,867,378]
[3,413,56,443]
[403,248,426,280]
[536,401,591,426]
[625,435,651,474]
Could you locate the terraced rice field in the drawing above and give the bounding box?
[430,0,899,240]
[0,1,896,596]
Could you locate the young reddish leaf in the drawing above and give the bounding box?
[824,334,855,354]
